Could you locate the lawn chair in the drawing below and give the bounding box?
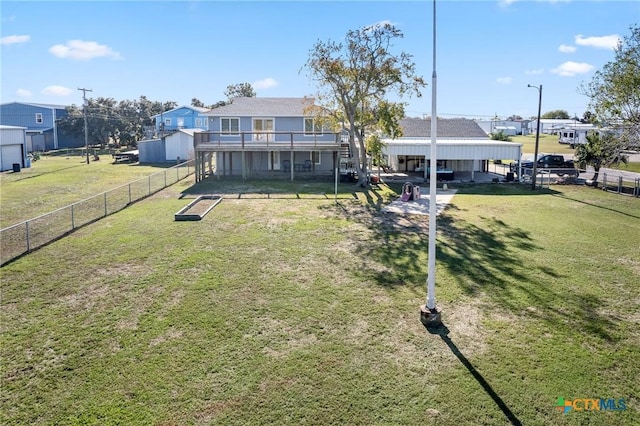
[283,160,291,172]
[302,159,312,172]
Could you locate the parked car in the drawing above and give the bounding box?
[511,154,579,177]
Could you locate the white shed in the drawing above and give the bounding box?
[0,125,28,172]
[165,128,196,162]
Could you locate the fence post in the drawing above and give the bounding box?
[618,176,622,194]
[128,183,132,205]
[71,204,75,229]
[164,170,167,188]
[148,176,151,196]
[104,192,108,217]
[25,221,30,252]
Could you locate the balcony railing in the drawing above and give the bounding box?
[194,131,342,149]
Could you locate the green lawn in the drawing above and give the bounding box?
[1,174,639,425]
[510,134,575,156]
[0,154,179,228]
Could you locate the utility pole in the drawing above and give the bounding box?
[78,87,93,164]
[527,84,542,190]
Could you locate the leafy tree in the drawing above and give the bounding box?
[574,130,627,183]
[582,111,596,124]
[303,23,425,185]
[365,133,386,173]
[489,130,512,141]
[580,25,640,149]
[191,98,205,107]
[58,96,177,149]
[541,110,570,119]
[224,83,256,100]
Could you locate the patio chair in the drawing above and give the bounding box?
[302,159,312,172]
[283,160,291,172]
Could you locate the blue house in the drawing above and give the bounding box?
[152,105,210,135]
[193,97,346,181]
[0,102,83,151]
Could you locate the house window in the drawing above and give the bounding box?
[164,118,172,127]
[311,151,321,165]
[35,113,43,124]
[304,118,323,136]
[221,117,240,135]
[195,118,202,127]
[253,118,274,141]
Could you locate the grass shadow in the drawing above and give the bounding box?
[424,322,523,426]
[336,184,621,343]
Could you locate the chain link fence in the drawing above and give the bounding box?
[1,161,194,266]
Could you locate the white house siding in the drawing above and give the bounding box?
[0,125,28,171]
[383,140,522,172]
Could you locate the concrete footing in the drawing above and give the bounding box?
[420,305,442,328]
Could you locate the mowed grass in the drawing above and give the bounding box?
[0,154,177,228]
[1,173,639,425]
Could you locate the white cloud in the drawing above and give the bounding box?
[49,40,122,61]
[575,34,620,50]
[1,34,30,45]
[525,68,544,75]
[558,44,576,53]
[550,61,594,77]
[42,85,73,96]
[16,89,32,98]
[253,77,278,90]
[496,77,512,84]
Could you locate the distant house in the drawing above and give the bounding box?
[477,119,531,136]
[0,125,29,172]
[529,119,581,135]
[152,105,210,135]
[194,97,343,181]
[0,102,84,151]
[383,118,522,180]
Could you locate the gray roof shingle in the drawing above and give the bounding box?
[204,97,316,117]
[399,118,488,138]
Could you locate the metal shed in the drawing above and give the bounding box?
[0,125,28,172]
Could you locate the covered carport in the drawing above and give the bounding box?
[382,139,522,181]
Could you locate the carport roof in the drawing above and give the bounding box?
[383,139,522,161]
[399,118,488,138]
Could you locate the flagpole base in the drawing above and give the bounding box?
[420,305,442,328]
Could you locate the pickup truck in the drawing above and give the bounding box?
[510,154,579,177]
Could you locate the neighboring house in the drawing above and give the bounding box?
[138,128,196,163]
[383,117,522,180]
[0,102,83,151]
[0,125,29,172]
[477,119,531,136]
[194,97,343,181]
[152,105,210,135]
[529,119,582,135]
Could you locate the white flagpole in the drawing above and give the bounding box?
[422,0,441,326]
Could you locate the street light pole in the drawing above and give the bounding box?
[528,84,542,190]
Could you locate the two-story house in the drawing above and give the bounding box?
[194,97,344,181]
[0,102,84,151]
[152,105,210,135]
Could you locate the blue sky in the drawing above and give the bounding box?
[1,0,638,120]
